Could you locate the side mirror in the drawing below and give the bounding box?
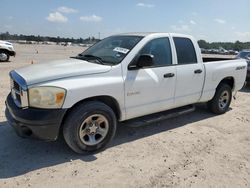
[128,54,154,70]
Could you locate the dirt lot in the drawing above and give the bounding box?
[0,44,250,188]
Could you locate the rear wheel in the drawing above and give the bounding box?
[0,51,9,62]
[63,101,117,154]
[207,83,232,114]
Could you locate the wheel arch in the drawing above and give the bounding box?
[61,95,121,130]
[0,49,11,55]
[208,77,233,114]
[216,76,235,90]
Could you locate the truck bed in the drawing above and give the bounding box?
[202,56,235,63]
[199,58,247,103]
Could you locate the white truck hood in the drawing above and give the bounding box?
[15,58,112,85]
[0,40,12,45]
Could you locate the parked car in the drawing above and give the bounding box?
[0,40,16,62]
[236,50,250,81]
[5,33,247,153]
[200,48,208,54]
[228,50,238,55]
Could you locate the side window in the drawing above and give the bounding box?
[173,37,197,64]
[139,37,172,66]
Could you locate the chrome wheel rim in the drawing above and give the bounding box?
[0,53,8,61]
[218,90,229,109]
[79,114,109,146]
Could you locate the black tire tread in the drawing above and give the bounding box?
[207,83,232,114]
[63,101,117,154]
[0,50,10,62]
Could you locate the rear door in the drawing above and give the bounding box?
[173,37,205,106]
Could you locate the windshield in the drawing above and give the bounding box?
[77,35,143,65]
[237,51,250,59]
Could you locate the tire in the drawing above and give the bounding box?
[63,101,117,154]
[0,51,10,62]
[207,83,232,114]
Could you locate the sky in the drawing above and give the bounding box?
[0,0,250,42]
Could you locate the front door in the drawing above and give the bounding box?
[125,37,177,119]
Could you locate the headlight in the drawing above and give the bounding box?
[28,87,66,109]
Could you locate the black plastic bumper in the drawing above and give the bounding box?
[8,51,16,56]
[5,94,67,141]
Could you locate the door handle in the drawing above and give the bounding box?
[194,69,203,74]
[163,73,175,78]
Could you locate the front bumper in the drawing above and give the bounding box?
[8,50,16,57]
[5,94,67,141]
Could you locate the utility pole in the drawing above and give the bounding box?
[98,32,100,40]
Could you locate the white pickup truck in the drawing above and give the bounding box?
[0,40,16,62]
[5,33,247,153]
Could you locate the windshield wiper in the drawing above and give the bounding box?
[71,54,113,65]
[82,54,104,64]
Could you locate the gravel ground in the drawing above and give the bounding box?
[0,44,250,188]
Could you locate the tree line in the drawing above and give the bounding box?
[0,32,100,44]
[198,40,250,51]
[1,32,250,51]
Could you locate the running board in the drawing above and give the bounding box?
[121,105,196,127]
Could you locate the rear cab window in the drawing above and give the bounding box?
[173,37,197,65]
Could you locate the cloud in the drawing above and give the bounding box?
[235,32,250,37]
[171,25,191,32]
[46,12,68,23]
[234,32,250,41]
[137,3,155,8]
[7,16,14,20]
[197,34,208,40]
[4,25,13,29]
[190,20,196,25]
[214,18,226,24]
[80,15,103,22]
[192,12,198,16]
[57,6,78,13]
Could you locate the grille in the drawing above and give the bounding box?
[10,78,22,107]
[10,71,28,108]
[13,80,20,91]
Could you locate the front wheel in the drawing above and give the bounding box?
[207,83,232,114]
[0,51,9,62]
[63,101,117,154]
